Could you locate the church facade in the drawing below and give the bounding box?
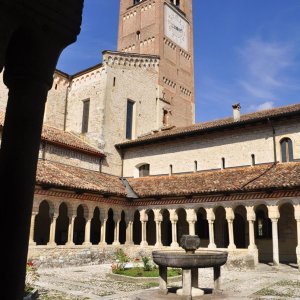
[0,0,299,269]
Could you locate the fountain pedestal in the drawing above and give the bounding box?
[153,235,228,299]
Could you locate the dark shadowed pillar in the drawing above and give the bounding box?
[0,1,83,298]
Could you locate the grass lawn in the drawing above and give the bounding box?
[113,268,182,278]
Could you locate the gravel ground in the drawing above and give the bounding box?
[35,263,300,300]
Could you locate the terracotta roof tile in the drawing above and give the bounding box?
[117,103,300,148]
[36,160,125,196]
[0,110,103,156]
[128,162,300,198]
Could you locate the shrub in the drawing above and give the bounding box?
[141,256,152,271]
[113,249,129,271]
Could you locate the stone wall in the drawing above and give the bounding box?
[123,119,300,177]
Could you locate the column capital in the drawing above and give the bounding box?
[169,209,178,222]
[294,204,300,220]
[186,209,197,222]
[153,209,163,222]
[267,205,280,220]
[246,206,256,221]
[225,207,235,221]
[206,208,215,221]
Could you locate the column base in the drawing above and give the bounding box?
[140,241,148,247]
[171,242,179,248]
[177,287,204,297]
[99,242,107,246]
[47,242,57,247]
[66,242,75,246]
[155,242,163,248]
[83,242,92,246]
[125,241,134,246]
[29,241,36,247]
[112,241,121,246]
[208,243,217,249]
[227,244,236,251]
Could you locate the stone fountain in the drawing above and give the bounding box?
[152,235,228,299]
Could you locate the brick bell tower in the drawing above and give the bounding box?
[118,0,195,127]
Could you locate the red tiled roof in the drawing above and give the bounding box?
[117,103,300,148]
[128,162,300,198]
[36,160,125,196]
[0,110,103,156]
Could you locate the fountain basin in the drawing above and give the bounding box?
[153,250,228,269]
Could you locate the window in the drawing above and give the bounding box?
[221,157,225,169]
[126,100,135,139]
[163,109,169,126]
[169,164,173,175]
[171,0,180,7]
[136,31,141,40]
[133,0,141,5]
[81,99,90,134]
[139,164,150,177]
[280,138,294,162]
[113,77,116,87]
[194,160,197,172]
[255,210,272,238]
[251,154,255,166]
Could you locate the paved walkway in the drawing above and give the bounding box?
[35,263,300,300]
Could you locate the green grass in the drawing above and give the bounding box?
[113,267,182,278]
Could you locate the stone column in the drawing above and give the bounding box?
[294,205,300,270]
[213,266,221,293]
[140,210,148,247]
[154,210,163,247]
[206,208,217,249]
[113,216,121,246]
[246,206,258,265]
[83,214,92,246]
[226,207,236,250]
[67,215,75,246]
[268,205,280,266]
[170,210,179,248]
[186,209,196,236]
[99,217,107,246]
[158,266,168,295]
[48,214,58,246]
[125,220,134,245]
[29,213,37,246]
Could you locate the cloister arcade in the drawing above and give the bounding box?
[30,197,300,268]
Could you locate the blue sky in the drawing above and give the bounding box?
[57,0,300,122]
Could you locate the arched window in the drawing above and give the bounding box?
[139,164,150,177]
[280,138,294,162]
[255,210,272,238]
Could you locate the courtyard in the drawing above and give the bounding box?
[34,263,300,300]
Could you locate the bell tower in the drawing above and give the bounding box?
[118,0,195,127]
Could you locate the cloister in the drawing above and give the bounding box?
[29,196,300,268]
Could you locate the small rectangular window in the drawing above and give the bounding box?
[82,99,90,134]
[126,100,135,139]
[221,158,225,169]
[113,77,116,87]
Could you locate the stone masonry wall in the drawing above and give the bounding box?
[123,119,300,177]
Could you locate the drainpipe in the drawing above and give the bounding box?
[268,118,277,164]
[63,78,71,131]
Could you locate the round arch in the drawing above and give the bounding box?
[133,210,141,245]
[34,200,51,245]
[106,208,115,245]
[214,206,228,248]
[161,209,172,246]
[195,207,209,248]
[119,211,126,244]
[91,207,101,245]
[55,202,69,245]
[74,205,86,245]
[176,208,189,243]
[146,209,156,246]
[233,205,247,249]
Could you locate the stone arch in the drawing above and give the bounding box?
[74,205,86,245]
[133,210,141,245]
[106,208,115,245]
[146,209,156,246]
[34,200,51,245]
[55,202,69,245]
[91,207,101,245]
[214,206,229,248]
[233,205,248,249]
[161,209,172,246]
[176,208,189,243]
[195,207,209,247]
[278,203,297,263]
[119,211,126,244]
[255,204,272,262]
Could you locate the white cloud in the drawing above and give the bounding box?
[247,101,274,112]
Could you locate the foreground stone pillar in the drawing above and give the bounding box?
[191,268,198,288]
[226,207,236,250]
[67,215,75,246]
[294,205,300,270]
[246,206,258,265]
[0,2,83,297]
[213,266,221,293]
[99,217,107,246]
[48,214,58,246]
[268,205,280,266]
[158,265,168,295]
[206,208,217,249]
[29,213,37,246]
